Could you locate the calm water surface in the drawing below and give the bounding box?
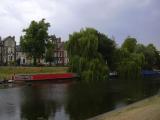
[0,78,160,120]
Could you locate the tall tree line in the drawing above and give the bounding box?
[20,19,160,80]
[66,29,160,80]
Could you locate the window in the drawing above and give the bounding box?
[23,59,25,64]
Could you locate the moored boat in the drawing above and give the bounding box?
[13,73,77,81]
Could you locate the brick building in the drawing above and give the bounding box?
[48,36,69,65]
[0,36,68,66]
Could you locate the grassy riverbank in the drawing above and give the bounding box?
[88,95,160,120]
[0,66,68,80]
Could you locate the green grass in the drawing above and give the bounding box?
[0,66,68,80]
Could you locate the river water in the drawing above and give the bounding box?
[0,78,160,120]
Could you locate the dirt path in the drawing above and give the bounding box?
[88,95,160,120]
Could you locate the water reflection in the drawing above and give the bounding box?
[66,81,114,120]
[20,84,56,120]
[0,78,160,120]
[120,78,145,103]
[19,83,70,120]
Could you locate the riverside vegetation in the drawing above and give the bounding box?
[66,28,160,81]
[0,67,68,80]
[1,19,159,81]
[17,19,160,81]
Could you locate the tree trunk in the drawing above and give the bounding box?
[33,57,37,66]
[49,62,51,66]
[38,58,40,64]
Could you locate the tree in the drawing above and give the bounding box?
[20,19,50,65]
[117,49,144,79]
[122,37,137,53]
[135,44,146,53]
[45,41,55,66]
[66,28,108,81]
[155,50,160,69]
[146,44,160,69]
[116,37,145,79]
[97,33,116,70]
[135,43,160,69]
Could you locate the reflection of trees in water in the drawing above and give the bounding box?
[143,78,160,97]
[18,79,160,120]
[65,81,114,120]
[120,78,160,103]
[120,78,145,103]
[20,86,56,120]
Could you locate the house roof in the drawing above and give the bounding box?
[3,36,15,42]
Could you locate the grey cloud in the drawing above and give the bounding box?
[0,0,159,49]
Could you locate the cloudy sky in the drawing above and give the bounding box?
[0,0,159,48]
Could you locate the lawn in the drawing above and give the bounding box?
[0,66,68,80]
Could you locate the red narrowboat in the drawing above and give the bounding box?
[14,73,77,81]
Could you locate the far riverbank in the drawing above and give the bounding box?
[88,94,160,120]
[0,66,68,80]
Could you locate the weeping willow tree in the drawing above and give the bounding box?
[117,38,145,79]
[66,28,108,81]
[117,58,143,79]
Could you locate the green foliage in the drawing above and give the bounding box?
[135,43,160,69]
[117,39,145,79]
[97,33,116,70]
[135,44,146,53]
[118,61,140,79]
[66,28,108,81]
[45,40,55,66]
[45,48,54,66]
[117,54,144,79]
[20,19,50,65]
[122,37,137,53]
[130,53,145,67]
[117,52,143,79]
[117,37,160,79]
[66,28,160,80]
[145,44,157,68]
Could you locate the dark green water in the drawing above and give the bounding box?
[0,78,160,120]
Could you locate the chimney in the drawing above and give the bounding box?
[13,36,15,40]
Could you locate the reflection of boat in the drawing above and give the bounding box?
[142,70,160,77]
[109,70,160,78]
[13,73,77,81]
[109,72,118,79]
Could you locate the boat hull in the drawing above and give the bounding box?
[14,73,76,81]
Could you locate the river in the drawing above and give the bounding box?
[0,78,160,120]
